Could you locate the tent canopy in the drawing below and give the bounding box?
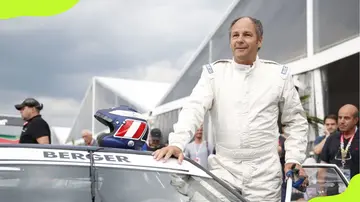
[52,127,71,145]
[95,77,170,112]
[66,77,171,144]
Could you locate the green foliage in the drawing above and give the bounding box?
[300,95,311,102]
[300,95,324,125]
[306,113,324,125]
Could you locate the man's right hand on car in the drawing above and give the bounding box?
[152,146,184,164]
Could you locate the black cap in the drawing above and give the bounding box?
[150,128,162,140]
[15,98,43,111]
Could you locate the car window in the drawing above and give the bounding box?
[0,164,243,202]
[290,166,348,201]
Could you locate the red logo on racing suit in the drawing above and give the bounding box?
[114,119,147,140]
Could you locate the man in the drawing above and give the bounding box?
[153,16,309,201]
[320,104,359,184]
[184,124,214,169]
[313,114,338,158]
[81,129,97,146]
[142,128,166,151]
[15,98,51,144]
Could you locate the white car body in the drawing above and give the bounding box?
[0,144,247,202]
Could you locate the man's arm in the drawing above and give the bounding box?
[184,144,190,158]
[279,70,309,166]
[319,136,331,164]
[168,65,215,152]
[36,136,50,144]
[208,143,215,155]
[313,136,327,155]
[28,120,51,144]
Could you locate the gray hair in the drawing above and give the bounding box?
[81,129,92,137]
[229,16,263,51]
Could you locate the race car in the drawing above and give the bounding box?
[0,144,247,202]
[0,143,350,202]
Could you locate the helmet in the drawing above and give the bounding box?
[94,105,149,150]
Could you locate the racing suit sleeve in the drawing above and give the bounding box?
[279,71,309,165]
[168,66,215,152]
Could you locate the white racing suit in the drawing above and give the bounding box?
[169,56,308,202]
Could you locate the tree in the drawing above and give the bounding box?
[300,95,324,126]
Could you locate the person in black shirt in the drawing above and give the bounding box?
[313,114,338,162]
[319,104,359,195]
[15,98,51,144]
[142,128,165,151]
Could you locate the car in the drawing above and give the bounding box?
[0,144,248,202]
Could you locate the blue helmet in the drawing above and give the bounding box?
[94,105,149,150]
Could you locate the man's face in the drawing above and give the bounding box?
[82,135,92,145]
[338,109,358,132]
[230,17,262,63]
[195,126,203,138]
[19,106,33,120]
[324,118,338,134]
[149,138,160,147]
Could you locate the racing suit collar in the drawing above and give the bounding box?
[234,63,252,70]
[232,55,259,72]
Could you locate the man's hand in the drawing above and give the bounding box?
[152,145,184,164]
[284,163,309,191]
[324,128,330,138]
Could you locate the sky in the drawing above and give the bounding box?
[0,0,234,128]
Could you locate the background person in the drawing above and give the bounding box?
[81,129,97,146]
[142,128,166,151]
[313,114,338,161]
[15,98,51,144]
[184,125,214,169]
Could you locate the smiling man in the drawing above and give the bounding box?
[153,16,309,201]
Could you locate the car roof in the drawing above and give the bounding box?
[0,144,211,178]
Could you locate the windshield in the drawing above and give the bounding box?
[0,164,242,202]
[290,165,348,201]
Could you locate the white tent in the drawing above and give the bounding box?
[65,76,171,144]
[52,126,71,145]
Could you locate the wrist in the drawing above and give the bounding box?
[285,160,301,166]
